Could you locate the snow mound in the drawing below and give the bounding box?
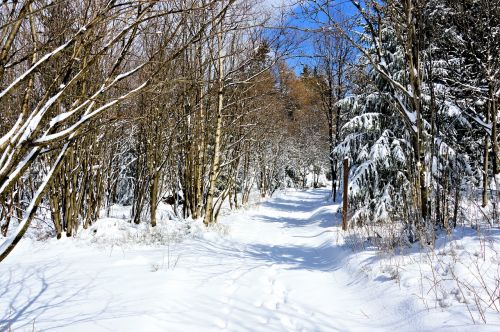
[77,217,193,247]
[347,226,500,324]
[77,213,231,248]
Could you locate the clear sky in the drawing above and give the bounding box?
[263,0,357,75]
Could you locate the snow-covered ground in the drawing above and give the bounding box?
[1,188,499,331]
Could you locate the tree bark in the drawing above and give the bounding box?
[342,158,349,231]
[204,20,224,226]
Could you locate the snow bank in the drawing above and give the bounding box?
[73,202,233,249]
[77,217,187,247]
[344,226,500,324]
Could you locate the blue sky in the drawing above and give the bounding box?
[268,0,357,75]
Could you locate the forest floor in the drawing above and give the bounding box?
[1,188,499,331]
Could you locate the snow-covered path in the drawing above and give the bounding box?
[0,189,477,331]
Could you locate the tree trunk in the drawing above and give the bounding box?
[150,171,160,227]
[483,106,490,207]
[489,84,499,196]
[342,158,349,231]
[204,22,224,226]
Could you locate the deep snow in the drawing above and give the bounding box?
[1,188,499,331]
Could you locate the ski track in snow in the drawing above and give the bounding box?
[0,189,494,331]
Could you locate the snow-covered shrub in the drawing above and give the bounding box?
[78,216,191,248]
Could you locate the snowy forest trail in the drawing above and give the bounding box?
[2,189,458,331]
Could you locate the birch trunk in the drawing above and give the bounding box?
[203,21,224,226]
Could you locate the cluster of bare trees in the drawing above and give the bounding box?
[0,0,331,261]
[7,0,497,260]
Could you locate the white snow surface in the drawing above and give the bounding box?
[1,188,499,331]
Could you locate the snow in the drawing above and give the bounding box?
[445,101,461,116]
[0,143,68,256]
[1,189,499,331]
[0,39,73,100]
[0,147,40,196]
[35,80,148,145]
[49,111,74,127]
[0,114,23,150]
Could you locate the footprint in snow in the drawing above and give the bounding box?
[213,317,227,329]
